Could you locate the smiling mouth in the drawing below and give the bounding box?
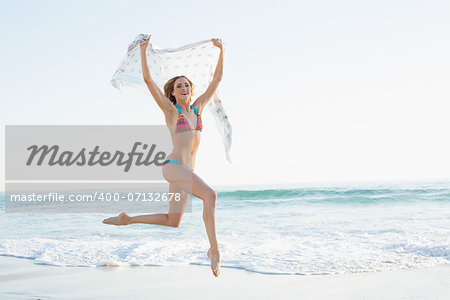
[181,92,188,96]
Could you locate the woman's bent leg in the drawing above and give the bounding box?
[102,183,190,227]
[104,163,221,276]
[163,164,221,277]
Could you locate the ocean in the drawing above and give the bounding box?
[1,182,449,275]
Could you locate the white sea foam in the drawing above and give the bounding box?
[0,222,448,274]
[1,185,449,274]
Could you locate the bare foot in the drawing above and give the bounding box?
[207,248,221,277]
[102,212,131,226]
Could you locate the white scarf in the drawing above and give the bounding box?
[111,34,232,162]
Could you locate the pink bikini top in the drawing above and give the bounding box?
[172,103,203,135]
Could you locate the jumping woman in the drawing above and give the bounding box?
[103,35,224,277]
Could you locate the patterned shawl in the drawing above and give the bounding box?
[111,34,232,162]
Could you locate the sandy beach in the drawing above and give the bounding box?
[0,256,449,300]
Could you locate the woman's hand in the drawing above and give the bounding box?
[140,35,151,50]
[212,38,224,50]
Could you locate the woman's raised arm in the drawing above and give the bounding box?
[140,36,175,113]
[193,38,225,113]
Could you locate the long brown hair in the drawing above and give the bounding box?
[163,75,195,105]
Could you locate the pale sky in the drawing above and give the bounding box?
[1,0,450,187]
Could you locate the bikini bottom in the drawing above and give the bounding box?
[164,159,183,165]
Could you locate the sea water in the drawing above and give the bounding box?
[0,182,449,275]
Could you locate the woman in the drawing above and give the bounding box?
[103,35,224,277]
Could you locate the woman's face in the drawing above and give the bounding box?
[172,77,191,102]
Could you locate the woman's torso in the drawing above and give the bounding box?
[165,104,202,169]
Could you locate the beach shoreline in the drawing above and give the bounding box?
[1,256,449,300]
